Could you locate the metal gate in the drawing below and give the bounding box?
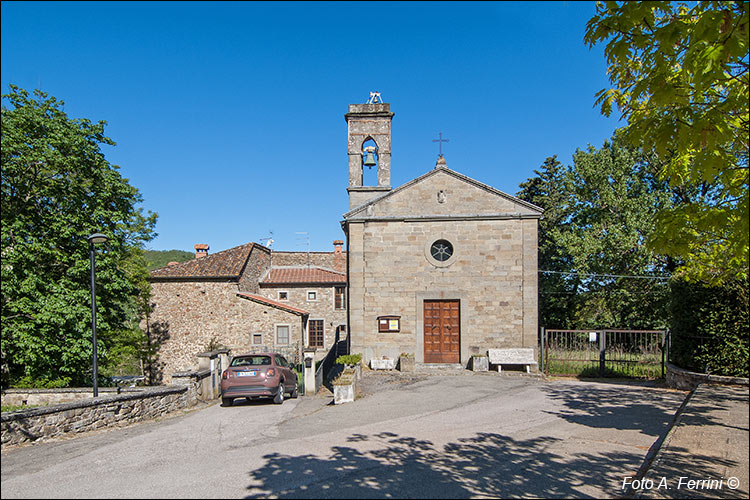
[541,329,668,378]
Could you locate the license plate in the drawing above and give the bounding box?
[238,371,256,377]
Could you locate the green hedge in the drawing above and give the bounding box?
[669,278,748,377]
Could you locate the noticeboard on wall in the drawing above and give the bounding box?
[377,316,401,333]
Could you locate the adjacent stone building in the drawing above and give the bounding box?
[148,242,346,383]
[341,100,543,366]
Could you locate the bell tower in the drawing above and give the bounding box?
[345,91,394,210]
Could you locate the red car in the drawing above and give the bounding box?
[220,353,299,406]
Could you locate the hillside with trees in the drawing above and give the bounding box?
[144,249,194,271]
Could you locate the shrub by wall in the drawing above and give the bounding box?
[669,277,749,377]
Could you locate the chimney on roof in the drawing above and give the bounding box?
[194,244,209,259]
[333,240,344,272]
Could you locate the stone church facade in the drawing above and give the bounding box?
[147,96,541,378]
[342,101,543,366]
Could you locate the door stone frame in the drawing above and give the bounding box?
[415,291,468,365]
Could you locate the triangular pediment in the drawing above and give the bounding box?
[344,167,542,220]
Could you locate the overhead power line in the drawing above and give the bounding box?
[539,270,672,281]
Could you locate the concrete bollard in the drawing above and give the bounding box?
[303,349,316,396]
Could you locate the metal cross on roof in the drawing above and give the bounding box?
[432,132,449,157]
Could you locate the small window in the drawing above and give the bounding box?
[307,291,317,302]
[276,325,290,345]
[335,286,346,310]
[278,291,288,301]
[252,333,263,345]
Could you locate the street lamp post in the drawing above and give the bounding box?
[88,232,108,397]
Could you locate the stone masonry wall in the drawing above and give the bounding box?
[348,217,538,365]
[239,246,271,293]
[259,284,347,352]
[1,386,193,447]
[148,280,303,383]
[271,251,346,273]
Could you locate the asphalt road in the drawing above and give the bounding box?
[1,375,687,498]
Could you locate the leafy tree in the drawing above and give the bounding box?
[1,85,157,387]
[585,1,749,284]
[563,136,672,329]
[519,137,673,329]
[518,156,581,328]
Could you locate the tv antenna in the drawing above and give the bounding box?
[295,231,310,266]
[259,231,274,249]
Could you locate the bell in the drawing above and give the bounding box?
[363,151,377,167]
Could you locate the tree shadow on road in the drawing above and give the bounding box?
[245,430,648,498]
[541,383,689,435]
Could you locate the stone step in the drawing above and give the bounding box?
[415,363,465,372]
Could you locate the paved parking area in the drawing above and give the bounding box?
[636,384,749,499]
[1,375,687,498]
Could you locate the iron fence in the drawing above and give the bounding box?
[541,328,668,379]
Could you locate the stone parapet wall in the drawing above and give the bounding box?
[666,361,750,390]
[1,387,145,407]
[1,386,195,447]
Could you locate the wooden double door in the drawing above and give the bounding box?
[424,300,460,363]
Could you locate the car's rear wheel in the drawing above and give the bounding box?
[290,382,299,399]
[222,397,233,407]
[273,382,285,404]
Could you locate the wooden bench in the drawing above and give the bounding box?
[487,348,538,373]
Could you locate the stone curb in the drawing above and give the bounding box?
[624,386,697,499]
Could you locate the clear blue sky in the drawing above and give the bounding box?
[2,1,621,253]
